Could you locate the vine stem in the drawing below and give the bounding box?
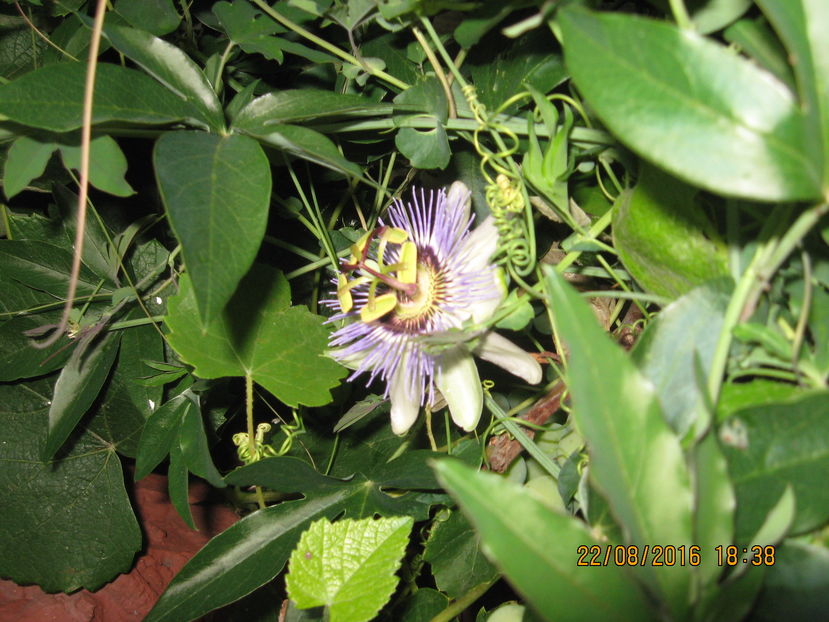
[246,373,266,510]
[706,201,829,407]
[668,0,694,30]
[429,580,495,622]
[33,0,107,349]
[249,0,410,91]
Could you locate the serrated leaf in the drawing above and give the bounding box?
[557,6,820,201]
[0,62,189,131]
[146,456,436,622]
[286,516,413,622]
[720,391,829,543]
[154,131,271,326]
[0,376,141,592]
[612,165,730,299]
[100,23,223,130]
[232,89,389,133]
[165,266,345,408]
[433,460,656,622]
[43,330,121,460]
[423,509,498,599]
[543,267,693,619]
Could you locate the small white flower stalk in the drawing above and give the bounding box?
[327,182,542,435]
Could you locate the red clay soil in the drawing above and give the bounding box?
[0,473,239,621]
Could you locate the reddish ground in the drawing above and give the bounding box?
[0,474,239,621]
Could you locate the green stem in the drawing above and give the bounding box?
[212,40,235,97]
[707,202,829,406]
[484,391,560,478]
[246,373,266,510]
[109,315,164,330]
[668,0,694,30]
[249,0,409,91]
[430,580,496,622]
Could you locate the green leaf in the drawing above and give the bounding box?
[101,23,224,130]
[0,239,110,298]
[723,17,795,91]
[755,0,829,185]
[423,509,498,599]
[612,165,731,299]
[232,89,389,133]
[557,6,820,201]
[395,119,450,170]
[115,0,180,36]
[146,456,436,622]
[59,135,135,197]
[165,267,345,408]
[687,0,753,34]
[0,376,141,592]
[168,440,196,529]
[468,30,567,114]
[720,391,829,543]
[213,0,284,62]
[0,62,189,131]
[0,312,73,381]
[285,516,413,622]
[750,541,829,622]
[88,322,163,457]
[432,460,656,622]
[692,433,736,587]
[154,131,271,325]
[543,267,693,618]
[43,330,121,460]
[632,278,732,436]
[392,588,448,622]
[4,136,55,199]
[135,394,190,480]
[178,400,225,488]
[252,124,362,178]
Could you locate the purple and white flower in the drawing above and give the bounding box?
[327,182,542,435]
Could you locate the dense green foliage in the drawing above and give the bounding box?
[0,1,828,620]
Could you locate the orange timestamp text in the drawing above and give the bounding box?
[576,545,777,567]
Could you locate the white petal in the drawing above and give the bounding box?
[462,216,499,272]
[475,332,542,384]
[446,181,471,229]
[389,364,422,435]
[435,347,483,431]
[469,267,506,324]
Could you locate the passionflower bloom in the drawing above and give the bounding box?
[328,183,542,435]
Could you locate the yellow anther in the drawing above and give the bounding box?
[360,293,397,322]
[337,274,354,312]
[384,227,409,244]
[397,241,418,284]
